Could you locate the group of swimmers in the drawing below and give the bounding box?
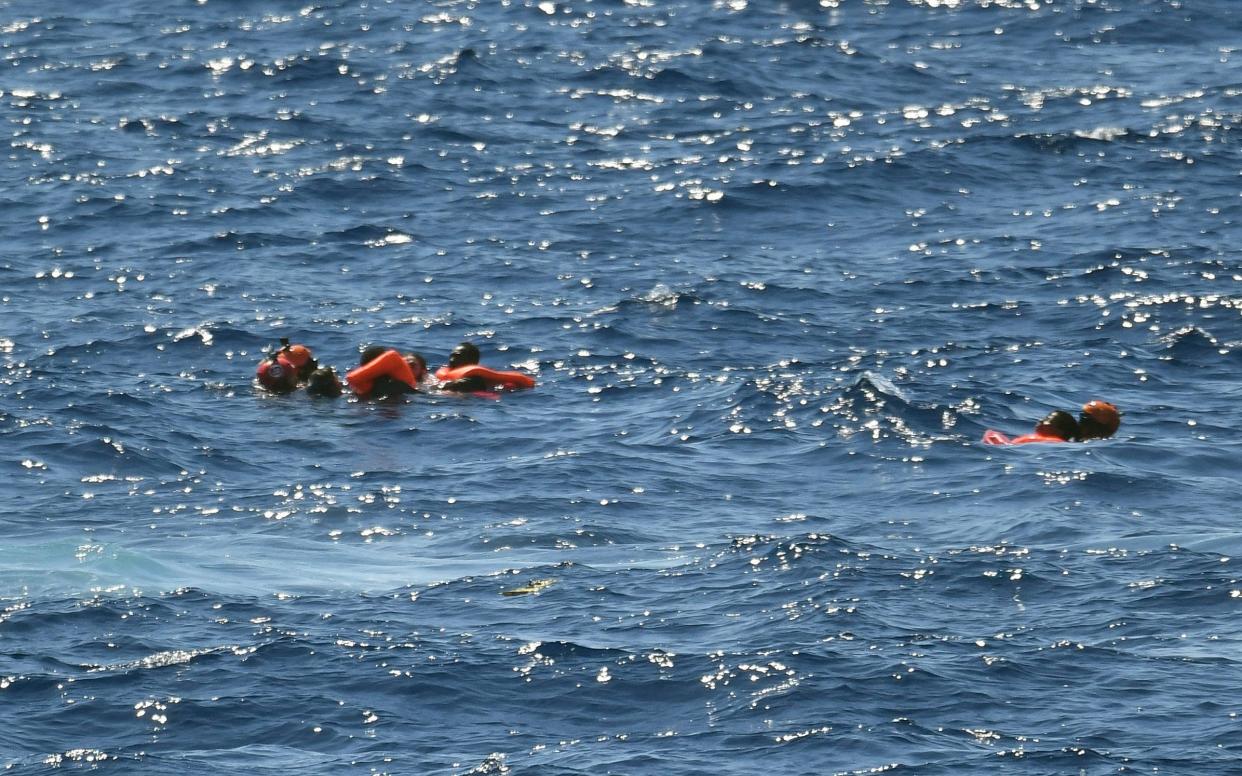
[983,400,1121,445]
[254,338,1121,445]
[254,339,535,399]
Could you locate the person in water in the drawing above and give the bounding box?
[347,345,427,399]
[256,338,318,394]
[405,352,428,382]
[984,400,1120,445]
[432,340,537,392]
[1033,410,1080,442]
[1077,399,1121,440]
[305,366,344,398]
[437,341,490,393]
[447,341,480,369]
[259,339,529,398]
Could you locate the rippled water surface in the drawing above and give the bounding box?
[3,0,1242,773]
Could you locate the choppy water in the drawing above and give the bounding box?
[3,0,1242,773]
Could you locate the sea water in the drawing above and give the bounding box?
[2,1,1241,773]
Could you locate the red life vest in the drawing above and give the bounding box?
[255,339,317,393]
[256,354,298,393]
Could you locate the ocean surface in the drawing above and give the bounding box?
[2,0,1241,773]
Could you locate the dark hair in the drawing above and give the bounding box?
[1036,410,1080,441]
[1078,413,1116,440]
[405,352,427,378]
[306,367,343,398]
[448,341,480,368]
[360,345,389,365]
[1079,400,1121,440]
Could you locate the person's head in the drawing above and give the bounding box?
[305,367,343,398]
[256,357,298,394]
[1036,410,1080,441]
[281,343,317,380]
[1078,400,1120,440]
[448,341,480,368]
[360,345,389,366]
[404,352,427,381]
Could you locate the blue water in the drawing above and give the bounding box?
[3,0,1241,772]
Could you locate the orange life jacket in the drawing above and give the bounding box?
[347,349,418,396]
[434,364,535,391]
[256,353,298,393]
[982,429,1068,446]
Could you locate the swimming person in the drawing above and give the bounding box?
[305,366,344,398]
[256,339,530,399]
[1031,410,1081,442]
[346,345,423,399]
[404,352,429,385]
[982,400,1120,445]
[434,341,536,393]
[1077,400,1121,440]
[281,344,317,382]
[447,342,480,370]
[436,342,488,393]
[255,338,318,394]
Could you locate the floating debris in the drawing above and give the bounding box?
[500,579,556,597]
